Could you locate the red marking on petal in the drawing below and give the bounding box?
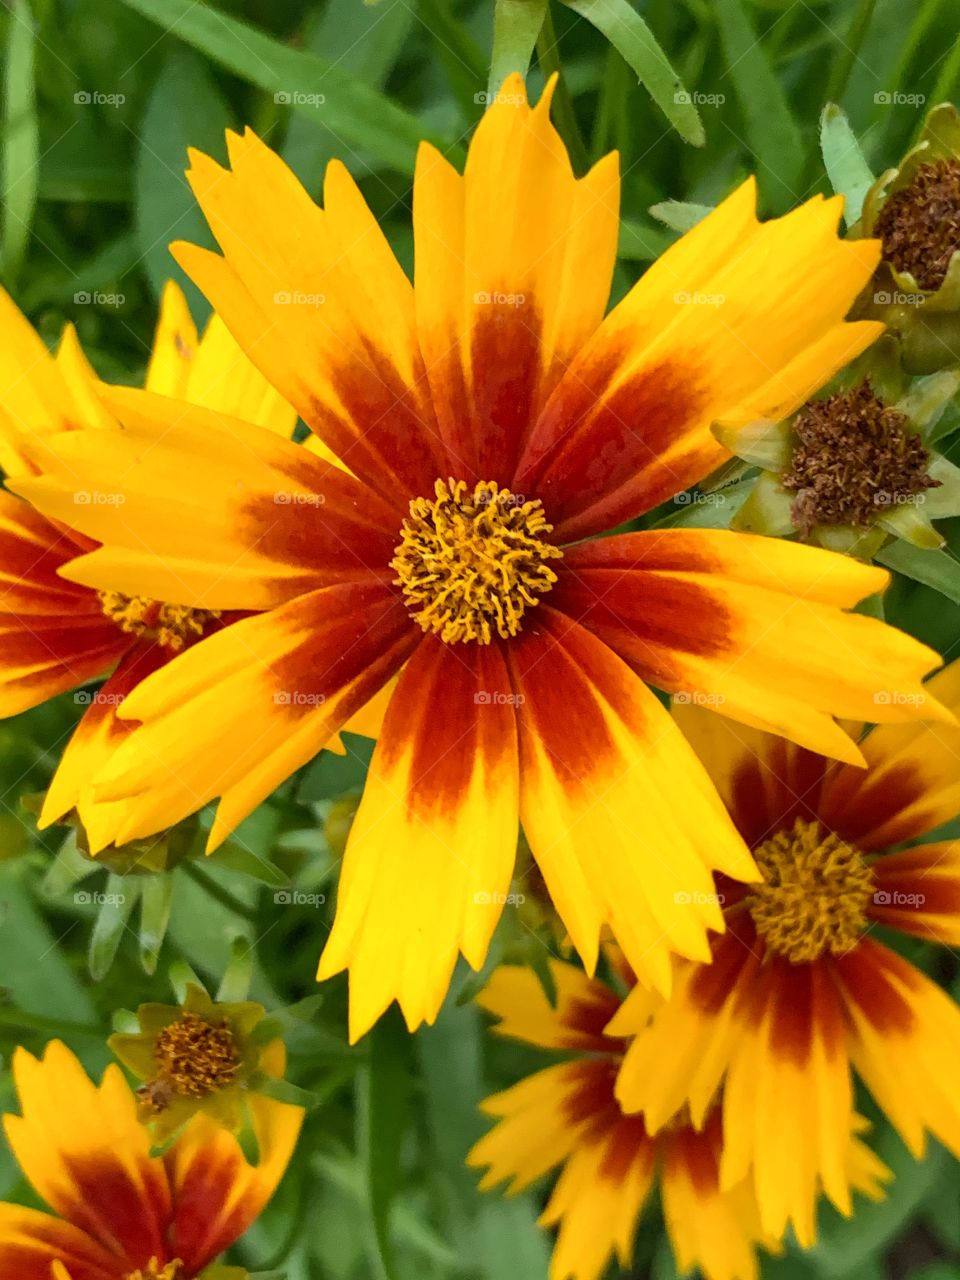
[831,939,916,1034]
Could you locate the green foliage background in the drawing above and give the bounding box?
[1,0,960,1276]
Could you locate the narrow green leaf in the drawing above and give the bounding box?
[134,47,233,308]
[559,0,704,146]
[488,0,548,99]
[113,0,460,174]
[88,875,138,981]
[618,216,674,260]
[820,104,874,227]
[40,830,94,897]
[876,541,960,605]
[648,199,713,232]
[713,0,804,209]
[216,935,254,1002]
[417,1001,486,1210]
[138,873,173,975]
[169,959,205,1003]
[2,0,39,277]
[356,1009,414,1280]
[250,1074,318,1109]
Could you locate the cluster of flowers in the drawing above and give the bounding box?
[2,75,960,1279]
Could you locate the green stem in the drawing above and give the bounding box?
[181,860,258,922]
[536,2,589,175]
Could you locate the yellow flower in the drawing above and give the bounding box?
[14,76,951,1041]
[468,958,888,1280]
[613,659,960,1246]
[0,1039,302,1279]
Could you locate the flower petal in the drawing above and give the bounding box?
[11,388,399,611]
[869,842,960,943]
[834,938,960,1161]
[3,1043,172,1268]
[818,658,960,849]
[515,183,882,539]
[0,1204,123,1280]
[90,582,414,851]
[413,74,619,482]
[173,132,448,501]
[318,637,520,1040]
[504,607,756,991]
[553,530,948,764]
[165,1057,302,1274]
[477,960,622,1053]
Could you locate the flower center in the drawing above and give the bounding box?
[98,591,221,653]
[875,157,960,291]
[125,1261,183,1280]
[746,817,874,963]
[781,382,938,535]
[150,1012,239,1099]
[392,479,563,644]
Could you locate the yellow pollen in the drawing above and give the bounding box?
[152,1012,240,1098]
[392,478,563,644]
[98,590,221,652]
[746,817,874,963]
[125,1260,183,1280]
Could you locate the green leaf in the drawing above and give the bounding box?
[88,875,138,981]
[648,199,713,232]
[488,0,548,99]
[113,0,460,174]
[820,104,874,227]
[559,0,704,146]
[417,1000,486,1211]
[712,0,804,210]
[138,873,173,975]
[134,47,233,308]
[216,935,253,1002]
[2,0,39,278]
[618,216,674,260]
[250,1074,318,1109]
[876,541,960,605]
[356,1009,414,1280]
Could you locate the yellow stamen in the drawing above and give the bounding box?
[152,1012,239,1098]
[392,478,562,644]
[98,590,221,652]
[125,1260,183,1280]
[746,817,874,963]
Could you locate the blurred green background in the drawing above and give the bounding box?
[1,0,960,1276]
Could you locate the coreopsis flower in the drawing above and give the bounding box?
[0,1039,302,1279]
[0,281,293,850]
[856,103,960,373]
[613,659,960,1245]
[13,77,952,1041]
[720,364,960,558]
[109,983,282,1143]
[468,959,888,1280]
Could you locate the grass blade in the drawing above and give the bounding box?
[2,0,39,280]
